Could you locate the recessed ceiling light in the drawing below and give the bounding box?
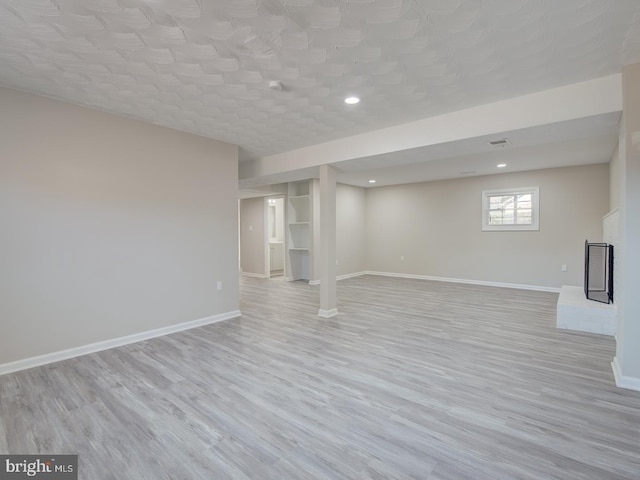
[345,96,360,105]
[497,163,507,168]
[369,179,376,184]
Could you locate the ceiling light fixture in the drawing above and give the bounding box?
[497,163,507,168]
[369,179,376,184]
[345,96,360,105]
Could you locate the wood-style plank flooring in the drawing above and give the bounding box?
[1,275,640,479]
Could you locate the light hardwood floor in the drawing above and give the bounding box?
[1,275,639,479]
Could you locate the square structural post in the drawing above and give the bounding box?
[318,165,338,318]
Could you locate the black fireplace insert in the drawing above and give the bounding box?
[584,240,614,304]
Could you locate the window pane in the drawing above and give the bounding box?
[490,195,515,207]
[489,211,503,224]
[502,212,515,224]
[483,187,538,231]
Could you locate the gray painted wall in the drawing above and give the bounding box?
[336,183,367,277]
[365,164,609,288]
[239,197,266,276]
[609,144,620,211]
[615,63,640,382]
[0,87,239,365]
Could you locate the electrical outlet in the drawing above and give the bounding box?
[249,225,254,231]
[217,281,223,291]
[561,265,568,272]
[400,255,405,261]
[336,260,339,266]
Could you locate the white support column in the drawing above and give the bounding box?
[612,63,640,391]
[318,165,338,318]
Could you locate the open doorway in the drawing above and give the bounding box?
[267,196,285,277]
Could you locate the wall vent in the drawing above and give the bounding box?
[489,138,511,148]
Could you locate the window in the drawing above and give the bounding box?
[482,187,539,231]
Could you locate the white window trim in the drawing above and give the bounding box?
[482,186,540,231]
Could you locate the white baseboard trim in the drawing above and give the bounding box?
[364,271,561,293]
[611,356,640,391]
[0,310,242,377]
[242,272,269,279]
[338,271,368,281]
[318,308,339,318]
[308,271,368,286]
[286,276,310,283]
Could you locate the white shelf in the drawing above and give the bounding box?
[290,183,310,196]
[288,222,310,248]
[286,180,312,281]
[288,197,310,223]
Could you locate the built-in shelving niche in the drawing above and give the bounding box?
[286,181,312,281]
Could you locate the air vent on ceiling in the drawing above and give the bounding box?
[489,138,511,148]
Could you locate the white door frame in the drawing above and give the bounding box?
[265,195,286,277]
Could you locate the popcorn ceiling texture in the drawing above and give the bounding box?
[0,0,639,159]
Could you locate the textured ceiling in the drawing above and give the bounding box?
[1,0,639,161]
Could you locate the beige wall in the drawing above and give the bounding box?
[609,143,621,211]
[239,197,266,276]
[365,164,609,288]
[0,87,239,365]
[336,183,367,276]
[615,63,640,383]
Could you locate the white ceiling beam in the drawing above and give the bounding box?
[241,74,622,181]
